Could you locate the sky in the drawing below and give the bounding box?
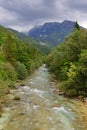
[0,0,87,32]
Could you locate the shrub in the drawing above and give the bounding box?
[0,62,17,81]
[14,95,20,100]
[65,89,77,97]
[0,81,9,97]
[15,61,28,80]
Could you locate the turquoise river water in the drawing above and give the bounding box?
[0,64,87,130]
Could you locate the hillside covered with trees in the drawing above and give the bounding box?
[46,28,87,97]
[0,25,43,97]
[9,29,51,55]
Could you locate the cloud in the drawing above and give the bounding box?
[0,0,87,31]
[64,0,87,13]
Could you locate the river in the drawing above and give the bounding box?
[0,64,87,130]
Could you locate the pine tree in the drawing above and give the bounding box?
[74,21,80,30]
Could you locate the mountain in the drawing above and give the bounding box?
[27,20,76,47]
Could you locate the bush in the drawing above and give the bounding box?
[8,81,16,89]
[47,29,87,97]
[14,95,20,100]
[0,81,9,97]
[65,89,77,97]
[0,62,17,81]
[15,61,28,80]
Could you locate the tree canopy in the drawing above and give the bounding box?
[46,29,87,97]
[0,25,43,96]
[74,21,80,30]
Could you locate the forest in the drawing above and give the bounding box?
[0,23,87,98]
[0,25,43,97]
[46,27,87,97]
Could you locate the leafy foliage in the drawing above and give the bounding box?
[15,61,28,80]
[0,25,43,96]
[46,29,87,97]
[9,28,51,55]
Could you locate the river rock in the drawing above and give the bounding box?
[53,89,64,95]
[84,98,87,102]
[53,89,60,94]
[52,104,60,108]
[83,98,87,107]
[78,96,84,102]
[18,112,25,115]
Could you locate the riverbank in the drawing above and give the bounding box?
[0,79,25,112]
[53,86,87,108]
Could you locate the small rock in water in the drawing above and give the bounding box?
[29,81,34,84]
[29,100,32,104]
[10,119,15,122]
[20,83,25,86]
[33,105,39,109]
[18,112,25,115]
[52,104,60,108]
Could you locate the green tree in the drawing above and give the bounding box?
[46,28,87,97]
[15,61,28,80]
[74,21,80,30]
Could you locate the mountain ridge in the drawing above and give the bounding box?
[27,20,76,47]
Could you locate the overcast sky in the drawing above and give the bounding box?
[0,0,87,32]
